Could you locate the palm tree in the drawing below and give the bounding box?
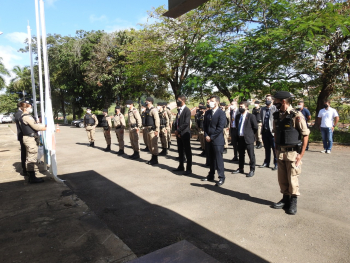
[11,65,32,100]
[0,57,10,89]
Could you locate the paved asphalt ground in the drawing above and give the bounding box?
[2,124,350,262]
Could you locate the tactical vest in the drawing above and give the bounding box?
[197,113,204,129]
[19,114,38,136]
[159,112,167,126]
[84,114,95,125]
[252,108,261,122]
[273,111,301,146]
[144,108,155,128]
[141,111,146,126]
[100,116,108,127]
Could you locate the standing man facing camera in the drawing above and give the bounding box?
[173,95,192,175]
[126,100,142,160]
[113,106,126,155]
[101,109,112,152]
[84,107,98,147]
[144,97,160,165]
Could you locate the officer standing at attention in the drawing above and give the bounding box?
[252,100,263,149]
[158,102,169,156]
[141,104,149,152]
[101,109,112,152]
[84,107,98,147]
[113,106,126,155]
[126,100,142,160]
[163,103,173,149]
[18,102,47,183]
[271,91,310,215]
[196,105,207,156]
[15,101,27,175]
[144,97,160,165]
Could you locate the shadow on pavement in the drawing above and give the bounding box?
[61,170,268,263]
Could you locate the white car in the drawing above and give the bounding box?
[1,115,13,123]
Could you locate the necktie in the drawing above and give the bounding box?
[238,114,243,133]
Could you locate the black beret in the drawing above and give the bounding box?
[255,101,260,104]
[157,102,162,106]
[115,106,121,109]
[146,97,154,103]
[274,91,293,99]
[86,107,92,110]
[199,106,207,109]
[220,102,226,106]
[125,100,133,105]
[162,102,168,106]
[102,109,108,112]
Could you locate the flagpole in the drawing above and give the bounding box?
[27,24,38,121]
[35,0,45,122]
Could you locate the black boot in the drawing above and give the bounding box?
[149,155,158,165]
[147,155,154,164]
[159,148,167,156]
[272,195,290,209]
[129,152,136,158]
[116,149,124,155]
[91,142,95,147]
[89,142,93,147]
[142,146,149,152]
[223,148,227,154]
[287,196,298,215]
[104,145,111,152]
[131,151,140,160]
[168,141,171,149]
[256,141,263,149]
[27,171,44,184]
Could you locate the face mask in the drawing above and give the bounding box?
[239,108,245,114]
[230,105,235,110]
[145,101,149,105]
[254,104,259,108]
[126,105,130,108]
[266,100,272,106]
[209,101,216,108]
[296,105,302,109]
[86,110,91,114]
[324,104,329,108]
[157,106,161,110]
[274,103,282,110]
[176,100,182,107]
[28,108,33,114]
[141,108,145,112]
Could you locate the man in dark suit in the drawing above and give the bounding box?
[229,100,239,161]
[173,95,192,175]
[232,101,258,177]
[14,101,26,175]
[201,95,226,186]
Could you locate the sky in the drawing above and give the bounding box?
[0,0,167,87]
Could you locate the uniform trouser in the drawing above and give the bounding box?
[208,143,225,179]
[255,123,262,143]
[19,136,27,171]
[238,137,256,171]
[146,128,158,155]
[277,150,301,196]
[115,128,124,150]
[166,127,171,143]
[176,132,192,170]
[230,127,238,158]
[198,130,205,150]
[223,128,229,148]
[262,130,277,165]
[160,127,168,148]
[143,129,148,147]
[130,128,140,152]
[103,128,111,145]
[86,126,95,142]
[23,136,38,172]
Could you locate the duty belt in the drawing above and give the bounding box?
[277,146,298,152]
[115,126,122,129]
[24,133,38,138]
[160,125,165,129]
[130,123,137,128]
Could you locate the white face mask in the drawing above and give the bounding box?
[142,108,145,112]
[296,105,302,109]
[157,106,161,110]
[126,105,130,108]
[86,110,91,114]
[28,108,33,114]
[209,101,216,109]
[230,105,235,110]
[254,104,259,108]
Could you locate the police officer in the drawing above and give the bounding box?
[252,100,263,149]
[141,104,149,152]
[144,97,160,165]
[113,106,126,155]
[158,102,169,156]
[18,102,46,183]
[101,109,112,152]
[84,107,98,147]
[271,91,310,215]
[15,101,27,175]
[196,105,207,156]
[126,100,142,159]
[163,103,173,149]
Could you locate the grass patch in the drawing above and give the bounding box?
[309,126,350,144]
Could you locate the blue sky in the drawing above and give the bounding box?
[0,0,167,86]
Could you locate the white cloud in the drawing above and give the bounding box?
[46,0,58,6]
[5,32,28,44]
[90,14,108,23]
[105,18,135,33]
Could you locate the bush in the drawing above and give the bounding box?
[309,126,350,144]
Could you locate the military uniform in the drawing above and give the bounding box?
[144,97,160,165]
[141,107,149,152]
[224,108,230,152]
[19,112,45,183]
[158,103,169,156]
[164,105,173,148]
[84,108,98,147]
[196,106,206,155]
[113,106,126,155]
[127,101,142,159]
[100,109,112,151]
[252,103,263,148]
[272,91,310,215]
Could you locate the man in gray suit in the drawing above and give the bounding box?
[259,94,278,170]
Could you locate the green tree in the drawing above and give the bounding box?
[0,93,18,114]
[10,66,32,100]
[0,57,10,90]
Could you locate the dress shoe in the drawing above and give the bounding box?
[200,151,206,156]
[272,195,290,209]
[259,163,270,168]
[216,179,225,187]
[201,177,214,182]
[173,167,185,172]
[223,148,227,154]
[231,157,238,162]
[183,170,192,175]
[246,171,255,177]
[272,164,278,171]
[287,196,297,215]
[232,169,244,174]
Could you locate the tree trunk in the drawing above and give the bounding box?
[170,81,180,99]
